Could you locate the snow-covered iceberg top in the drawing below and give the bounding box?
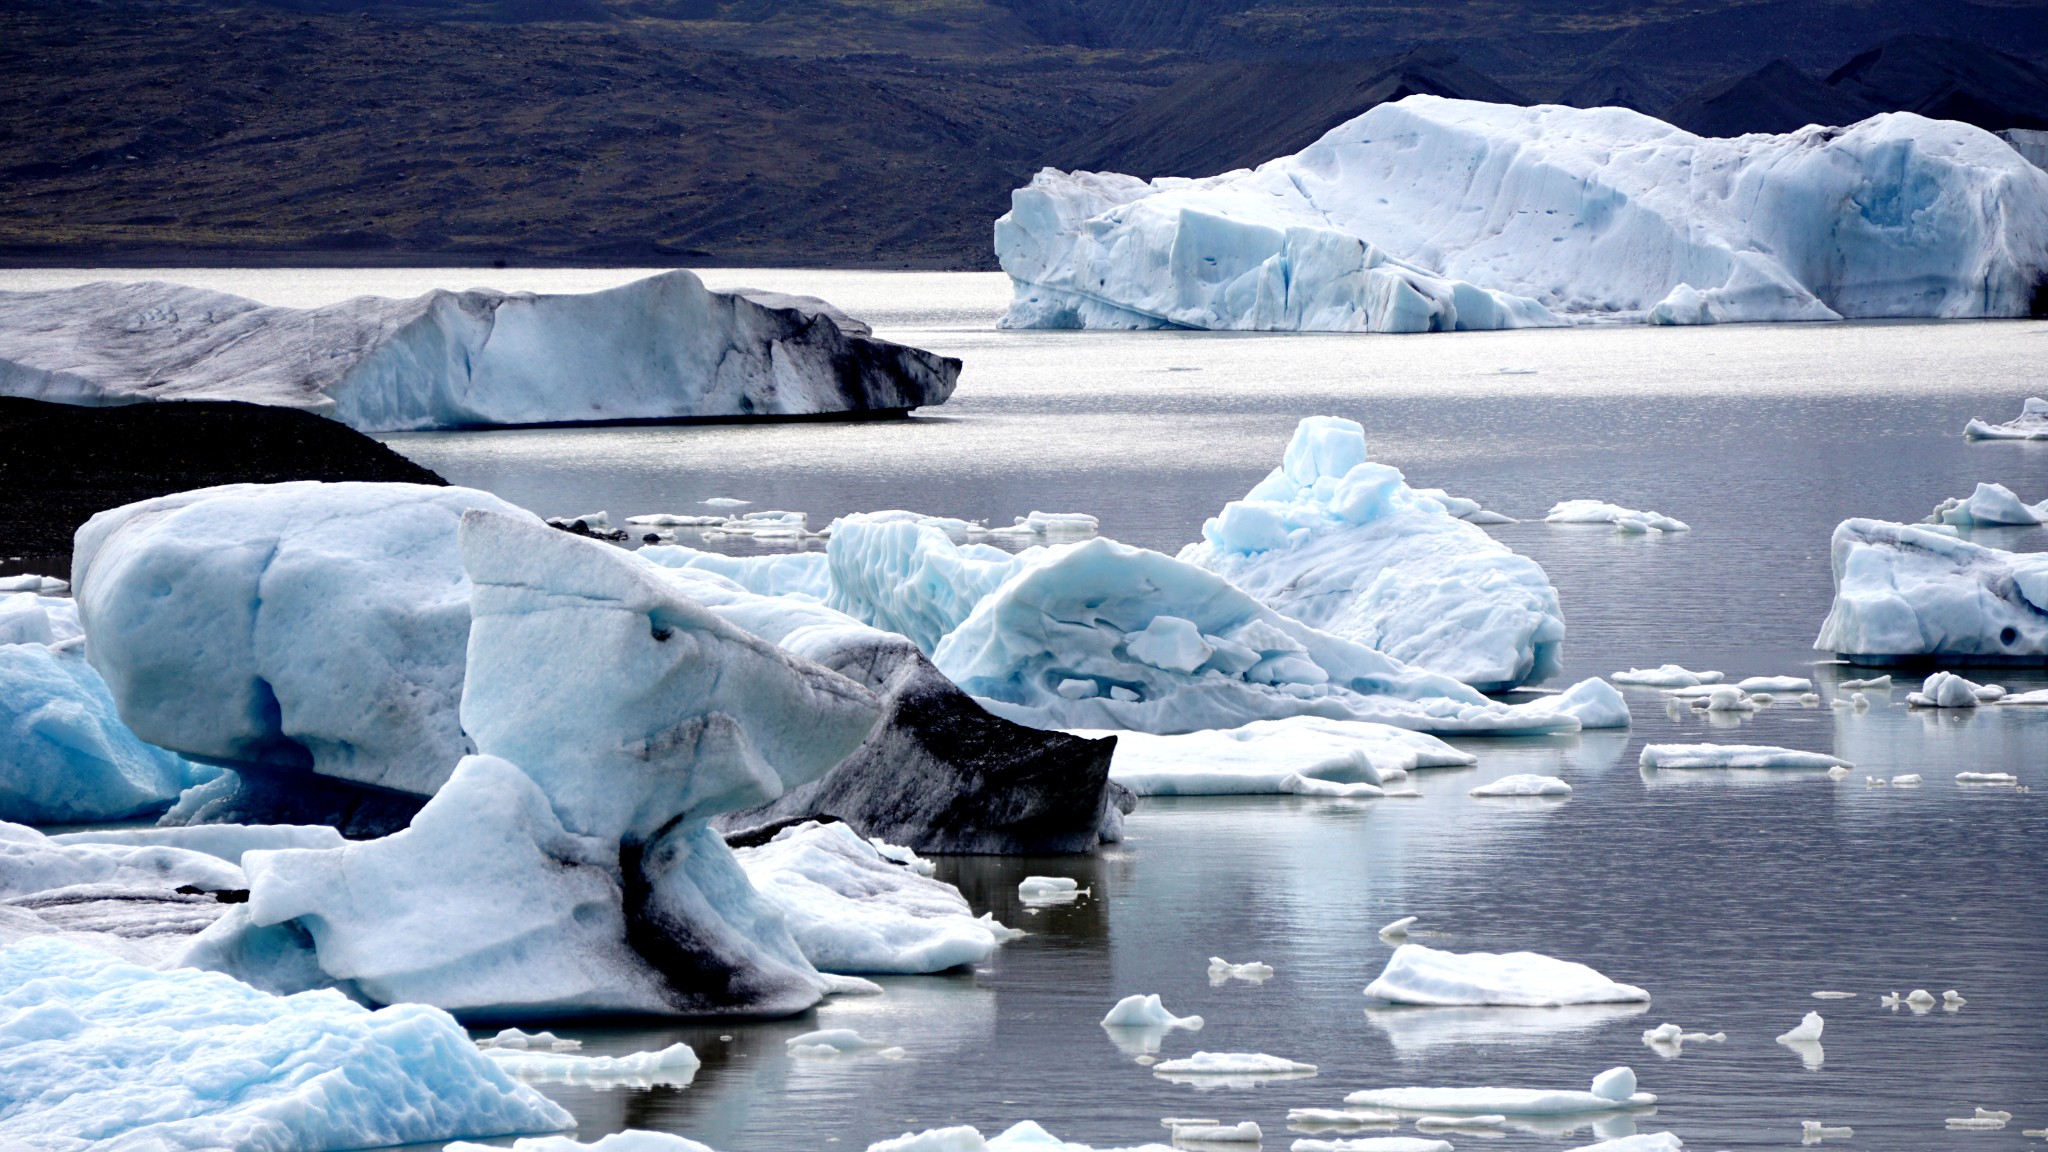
[1813,518,2048,662]
[1179,417,1564,690]
[1364,944,1650,1006]
[1925,482,2047,527]
[1083,716,1473,797]
[0,271,960,431]
[0,936,571,1149]
[996,97,2048,332]
[1965,397,2048,440]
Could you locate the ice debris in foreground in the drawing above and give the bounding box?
[1814,518,2048,662]
[1343,1066,1653,1113]
[1546,501,1689,534]
[1379,916,1418,939]
[996,96,2048,332]
[1638,745,1850,770]
[1086,716,1473,797]
[1178,416,1564,690]
[1612,665,1722,688]
[0,937,570,1149]
[1926,482,2048,527]
[1364,944,1649,1006]
[0,270,959,431]
[1469,774,1572,797]
[1777,1012,1826,1068]
[1965,397,2048,440]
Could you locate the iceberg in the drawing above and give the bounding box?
[1813,518,2048,663]
[0,821,248,966]
[1639,744,1850,770]
[732,819,1000,974]
[997,97,2048,332]
[1965,397,2048,440]
[1179,417,1564,689]
[1469,774,1572,797]
[826,514,1028,653]
[1364,944,1650,1006]
[1,641,215,824]
[639,543,835,600]
[1085,716,1473,797]
[0,937,571,1149]
[0,588,81,646]
[1926,482,2048,527]
[1344,1067,1655,1114]
[1906,671,1996,707]
[0,271,959,431]
[1545,501,1689,534]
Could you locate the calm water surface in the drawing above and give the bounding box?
[10,269,2044,1151]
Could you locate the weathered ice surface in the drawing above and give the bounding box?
[997,96,2048,331]
[73,482,535,798]
[0,821,248,967]
[1814,518,2048,664]
[0,271,959,431]
[1180,417,1563,689]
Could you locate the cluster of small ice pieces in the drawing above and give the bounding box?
[1964,397,2048,440]
[1364,944,1650,1007]
[1545,501,1689,535]
[1879,987,1968,1012]
[1208,957,1275,984]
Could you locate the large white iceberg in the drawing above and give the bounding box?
[1965,397,2048,440]
[1179,417,1563,689]
[996,97,2048,331]
[1364,944,1650,1006]
[0,271,959,431]
[1084,716,1473,796]
[0,936,571,1150]
[1813,518,2048,663]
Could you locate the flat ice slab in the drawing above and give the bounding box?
[1365,944,1650,1006]
[1612,665,1721,688]
[1965,397,2048,440]
[0,937,570,1149]
[996,96,2048,332]
[1639,744,1850,770]
[1344,1068,1654,1114]
[1546,501,1688,534]
[1469,774,1572,797]
[866,1120,1176,1152]
[1084,716,1473,796]
[0,271,959,431]
[1814,518,2048,662]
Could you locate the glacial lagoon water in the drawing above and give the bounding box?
[6,267,2045,1151]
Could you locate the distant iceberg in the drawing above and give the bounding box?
[1924,482,2047,527]
[0,270,959,431]
[1814,518,2048,663]
[1965,397,2048,440]
[996,97,2048,331]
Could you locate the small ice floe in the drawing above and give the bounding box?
[1344,1066,1654,1114]
[484,1042,701,1087]
[1415,1114,1504,1131]
[1800,1121,1853,1142]
[1546,500,1689,534]
[1926,482,2048,527]
[713,510,812,538]
[1638,744,1849,771]
[1852,692,1870,709]
[1365,944,1649,1007]
[1736,675,1812,693]
[1379,916,1418,940]
[1902,988,1934,1013]
[1892,774,1923,786]
[1018,876,1087,905]
[1498,367,1539,374]
[1956,772,2019,785]
[0,574,67,594]
[1776,1012,1825,1068]
[1612,665,1723,688]
[1964,396,2048,440]
[1153,1052,1319,1087]
[1907,671,1989,708]
[1640,1022,1724,1055]
[1880,991,1903,1009]
[1943,989,1967,1009]
[1838,675,1891,690]
[1798,692,1821,705]
[2026,1130,2048,1138]
[1867,775,1888,787]
[477,1027,583,1051]
[978,913,1028,942]
[1167,1120,1262,1143]
[1827,765,1850,779]
[1996,688,2048,705]
[625,513,728,527]
[702,497,753,507]
[1287,1108,1398,1129]
[1101,994,1205,1054]
[1749,692,1776,705]
[1291,1138,1454,1152]
[1164,1119,1219,1129]
[1945,1108,2010,1130]
[1701,687,1755,712]
[1209,957,1276,984]
[1811,991,1856,999]
[785,1029,905,1059]
[1469,774,1572,797]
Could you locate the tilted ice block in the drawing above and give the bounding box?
[1083,716,1474,797]
[998,97,2048,331]
[1813,518,2048,663]
[932,535,1614,736]
[0,937,571,1149]
[1965,397,2048,440]
[73,482,536,796]
[1180,417,1564,690]
[0,271,959,431]
[1925,482,2048,526]
[732,820,999,974]
[0,642,216,824]
[649,564,1121,854]
[1364,944,1650,1006]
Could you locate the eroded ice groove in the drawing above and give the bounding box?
[1084,717,1473,797]
[485,1041,701,1087]
[0,271,959,430]
[1545,502,1689,535]
[996,97,2048,332]
[1612,665,1722,688]
[1814,518,2048,663]
[1638,745,1850,771]
[1965,397,2048,440]
[1179,417,1564,690]
[733,820,1000,975]
[0,937,571,1149]
[1344,1066,1654,1114]
[220,511,888,1018]
[0,820,250,966]
[1365,944,1650,1006]
[1926,482,2048,527]
[1469,774,1572,797]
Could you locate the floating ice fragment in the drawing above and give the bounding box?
[626,513,728,527]
[1943,989,1967,1008]
[1737,676,1812,693]
[1800,1122,1853,1142]
[1908,672,1985,708]
[1966,397,2048,440]
[1564,1137,1683,1152]
[1018,876,1086,905]
[1880,991,1902,1008]
[1287,1109,1398,1129]
[1290,1140,1451,1152]
[1926,482,2048,527]
[1344,1067,1655,1114]
[1892,774,1923,786]
[1468,774,1571,797]
[1867,776,1889,787]
[1816,520,2048,662]
[0,574,67,594]
[449,1133,719,1152]
[703,498,753,508]
[1749,692,1776,704]
[1611,665,1723,688]
[1169,1121,1261,1142]
[1164,1119,1219,1129]
[1416,1113,1504,1130]
[1777,1012,1824,1043]
[1153,1052,1318,1075]
[1956,772,2019,784]
[1701,687,1754,712]
[1946,1108,2010,1129]
[1546,501,1689,533]
[1209,957,1276,983]
[1638,745,1848,770]
[1090,717,1472,797]
[485,1042,700,1087]
[1640,1022,1722,1053]
[1838,676,1891,690]
[1281,774,1387,798]
[979,914,1028,942]
[786,1029,902,1059]
[1366,944,1649,1006]
[478,1028,583,1051]
[1811,991,1855,1000]
[1907,988,1938,1008]
[1380,916,1418,939]
[1104,994,1205,1031]
[1852,692,1869,709]
[1827,766,1850,779]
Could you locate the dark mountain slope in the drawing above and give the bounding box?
[1827,35,2048,130]
[1665,58,1880,135]
[1559,64,1677,113]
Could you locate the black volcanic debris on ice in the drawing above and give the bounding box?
[2,3,2047,268]
[0,397,446,577]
